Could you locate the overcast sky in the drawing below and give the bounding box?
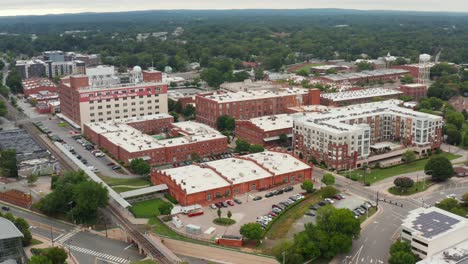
[1,0,468,17]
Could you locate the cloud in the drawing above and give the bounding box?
[1,0,467,16]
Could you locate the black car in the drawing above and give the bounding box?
[1,206,10,211]
[81,159,88,164]
[318,201,327,206]
[234,199,242,204]
[75,155,82,160]
[112,166,121,170]
[85,145,94,150]
[305,211,315,217]
[283,186,294,192]
[310,204,320,210]
[273,189,284,195]
[253,196,262,201]
[265,192,275,198]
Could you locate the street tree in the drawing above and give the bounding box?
[0,149,18,178]
[217,208,222,219]
[235,139,251,153]
[446,111,464,130]
[390,241,412,255]
[389,251,416,264]
[227,211,232,219]
[321,186,339,198]
[216,115,235,131]
[27,173,39,185]
[393,177,415,189]
[28,255,53,264]
[321,173,335,186]
[300,180,314,193]
[130,158,151,175]
[425,155,454,182]
[240,223,263,241]
[249,144,264,153]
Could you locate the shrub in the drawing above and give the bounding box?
[164,193,179,204]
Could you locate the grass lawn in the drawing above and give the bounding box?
[31,238,43,245]
[342,152,461,185]
[213,218,236,226]
[263,192,322,240]
[388,180,433,196]
[359,207,378,223]
[130,198,170,218]
[130,260,157,264]
[97,174,150,187]
[112,186,142,193]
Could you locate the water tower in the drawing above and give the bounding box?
[418,54,431,84]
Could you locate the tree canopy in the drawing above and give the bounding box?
[239,223,263,241]
[424,155,454,182]
[321,173,335,186]
[0,149,18,178]
[216,115,235,132]
[130,158,151,175]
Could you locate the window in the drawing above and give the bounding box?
[250,183,256,191]
[216,192,222,198]
[98,106,102,109]
[225,190,231,196]
[412,239,428,247]
[206,194,212,201]
[90,107,94,110]
[402,229,412,235]
[90,119,95,122]
[115,104,119,107]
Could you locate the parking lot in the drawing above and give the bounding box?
[173,183,307,239]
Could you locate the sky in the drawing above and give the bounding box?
[1,0,468,17]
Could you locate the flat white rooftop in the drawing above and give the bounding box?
[162,165,231,194]
[202,87,312,103]
[248,114,293,132]
[321,88,402,102]
[208,158,272,184]
[294,100,442,134]
[246,151,310,175]
[417,239,468,264]
[171,121,220,135]
[321,69,409,82]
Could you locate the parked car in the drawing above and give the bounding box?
[94,152,105,157]
[1,206,10,211]
[75,155,82,160]
[210,204,217,209]
[283,186,294,192]
[272,208,282,214]
[318,201,327,206]
[355,208,366,215]
[253,196,262,201]
[360,203,371,210]
[111,166,121,170]
[352,210,361,217]
[273,189,284,195]
[81,159,88,165]
[324,198,335,204]
[310,204,320,210]
[268,212,277,218]
[305,211,315,217]
[333,195,343,200]
[215,202,223,208]
[226,200,235,206]
[221,201,229,208]
[107,162,115,166]
[87,166,98,172]
[265,192,275,198]
[233,199,242,204]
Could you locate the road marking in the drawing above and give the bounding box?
[67,245,129,264]
[350,245,363,263]
[123,244,133,250]
[55,229,80,244]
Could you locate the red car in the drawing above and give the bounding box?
[226,200,235,206]
[107,162,115,166]
[333,195,343,200]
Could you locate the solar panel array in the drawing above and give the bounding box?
[412,211,461,239]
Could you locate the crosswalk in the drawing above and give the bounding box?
[66,244,130,264]
[55,229,80,244]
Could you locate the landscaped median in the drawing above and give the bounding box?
[388,180,433,196]
[95,173,151,193]
[341,152,461,185]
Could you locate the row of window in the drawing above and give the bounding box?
[90,112,160,122]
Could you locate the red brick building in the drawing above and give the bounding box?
[399,84,427,101]
[84,117,228,165]
[319,88,403,107]
[236,114,293,146]
[22,78,57,97]
[313,69,409,85]
[195,88,320,127]
[58,68,168,128]
[151,151,313,206]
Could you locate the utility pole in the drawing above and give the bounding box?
[376,191,379,206]
[50,226,54,246]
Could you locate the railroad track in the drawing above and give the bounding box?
[107,204,173,264]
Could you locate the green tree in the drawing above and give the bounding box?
[425,155,454,182]
[356,61,374,71]
[216,115,235,131]
[182,104,195,117]
[217,208,222,219]
[232,71,250,82]
[446,125,462,145]
[0,149,18,178]
[0,101,8,117]
[191,152,200,162]
[393,177,415,189]
[254,68,264,81]
[435,198,460,212]
[130,158,151,175]
[0,85,10,97]
[71,181,109,223]
[227,210,232,219]
[462,193,468,207]
[169,111,179,122]
[14,217,32,246]
[296,69,309,76]
[446,111,465,130]
[389,251,416,264]
[159,202,173,215]
[201,68,224,88]
[6,68,23,94]
[279,133,288,144]
[28,255,53,264]
[390,241,412,255]
[321,173,335,186]
[399,95,413,102]
[321,186,339,198]
[402,150,416,163]
[239,223,263,241]
[300,180,314,193]
[249,144,264,153]
[27,173,39,185]
[235,139,251,153]
[401,75,414,84]
[42,247,68,264]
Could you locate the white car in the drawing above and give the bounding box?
[87,166,98,172]
[94,152,105,157]
[209,204,217,209]
[446,194,456,199]
[325,198,335,204]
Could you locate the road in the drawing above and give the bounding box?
[314,167,468,264]
[0,201,144,263]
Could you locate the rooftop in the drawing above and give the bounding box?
[22,78,56,90]
[0,129,49,162]
[294,100,443,134]
[171,121,220,136]
[246,151,311,175]
[247,114,293,132]
[201,87,313,103]
[321,88,402,102]
[320,69,409,82]
[162,165,231,194]
[208,158,272,184]
[417,239,468,264]
[0,217,23,240]
[402,207,468,241]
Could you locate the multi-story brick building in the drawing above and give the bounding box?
[58,67,168,128]
[236,114,294,146]
[83,117,228,166]
[293,100,443,170]
[399,84,427,101]
[320,88,402,106]
[21,78,57,97]
[195,88,320,127]
[151,151,312,206]
[313,69,409,85]
[15,60,47,79]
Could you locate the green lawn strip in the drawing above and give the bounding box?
[31,238,43,245]
[97,174,150,187]
[342,152,461,184]
[388,180,433,196]
[295,63,324,73]
[264,192,321,240]
[213,218,236,226]
[359,207,378,224]
[130,260,157,264]
[112,186,143,193]
[130,198,170,217]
